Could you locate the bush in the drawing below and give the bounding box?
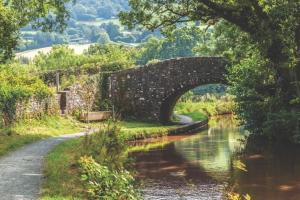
[79,156,140,200]
[78,122,141,199]
[82,122,127,169]
[34,44,137,72]
[0,64,52,126]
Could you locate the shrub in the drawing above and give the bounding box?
[0,64,52,126]
[79,156,141,200]
[79,122,141,199]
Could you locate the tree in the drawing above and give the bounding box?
[137,25,209,64]
[120,1,300,142]
[0,0,72,63]
[100,22,121,40]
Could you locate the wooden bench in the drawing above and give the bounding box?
[80,111,112,122]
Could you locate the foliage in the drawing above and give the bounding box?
[82,122,127,170]
[228,49,278,134]
[263,111,300,143]
[137,25,211,64]
[70,0,129,21]
[19,0,157,51]
[33,45,87,70]
[0,3,19,62]
[34,44,136,72]
[0,63,51,125]
[175,93,235,120]
[227,192,251,200]
[0,0,72,62]
[79,156,141,200]
[79,122,143,199]
[19,31,67,52]
[87,44,138,110]
[180,111,207,122]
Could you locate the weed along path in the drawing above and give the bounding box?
[0,131,96,200]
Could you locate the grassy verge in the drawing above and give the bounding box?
[0,116,91,157]
[120,121,176,140]
[42,138,85,200]
[41,120,177,200]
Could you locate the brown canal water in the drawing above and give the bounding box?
[130,116,300,200]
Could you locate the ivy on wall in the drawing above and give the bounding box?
[0,64,52,126]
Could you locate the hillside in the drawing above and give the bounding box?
[19,0,158,52]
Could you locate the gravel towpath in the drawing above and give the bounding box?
[0,131,93,200]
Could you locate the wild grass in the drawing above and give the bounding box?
[42,138,85,200]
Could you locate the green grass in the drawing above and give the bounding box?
[42,138,85,200]
[119,121,176,140]
[0,116,90,157]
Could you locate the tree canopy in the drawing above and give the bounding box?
[0,0,72,62]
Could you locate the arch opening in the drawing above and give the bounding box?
[159,84,229,124]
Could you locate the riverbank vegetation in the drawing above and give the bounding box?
[175,92,235,122]
[120,121,175,140]
[42,120,179,200]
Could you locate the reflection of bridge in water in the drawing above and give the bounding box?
[109,57,227,123]
[173,118,245,181]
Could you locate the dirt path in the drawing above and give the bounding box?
[0,131,93,200]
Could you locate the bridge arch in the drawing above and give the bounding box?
[109,57,227,124]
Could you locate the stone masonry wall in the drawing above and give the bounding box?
[16,95,60,120]
[110,57,227,123]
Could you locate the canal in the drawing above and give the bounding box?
[130,116,300,200]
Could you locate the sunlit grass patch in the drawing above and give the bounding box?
[42,138,86,200]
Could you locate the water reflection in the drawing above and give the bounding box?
[131,116,300,200]
[173,118,245,182]
[234,144,300,200]
[131,116,245,199]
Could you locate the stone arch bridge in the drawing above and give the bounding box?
[109,57,227,124]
